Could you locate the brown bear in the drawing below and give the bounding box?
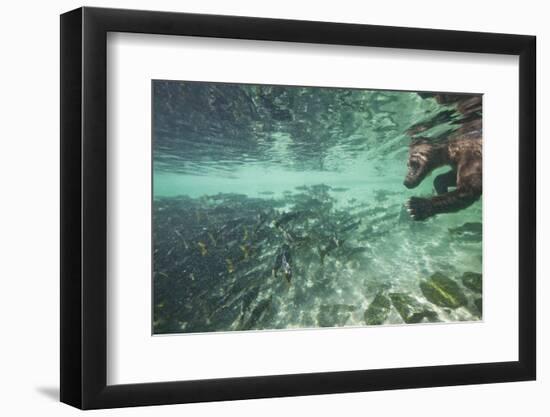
[404,134,482,220]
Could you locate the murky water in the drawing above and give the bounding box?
[152,80,482,334]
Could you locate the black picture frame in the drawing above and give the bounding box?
[60,6,536,410]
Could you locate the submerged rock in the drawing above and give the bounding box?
[364,292,391,325]
[461,272,482,294]
[474,297,482,316]
[420,272,467,309]
[389,292,438,324]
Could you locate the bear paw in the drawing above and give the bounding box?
[406,197,433,221]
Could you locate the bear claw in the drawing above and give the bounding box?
[406,197,433,221]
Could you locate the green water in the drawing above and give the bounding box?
[152,81,482,334]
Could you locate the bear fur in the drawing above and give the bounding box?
[403,93,482,221]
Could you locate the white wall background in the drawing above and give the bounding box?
[0,0,545,415]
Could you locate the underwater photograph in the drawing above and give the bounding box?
[152,80,482,335]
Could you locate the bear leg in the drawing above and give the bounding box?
[407,187,480,221]
[433,170,457,195]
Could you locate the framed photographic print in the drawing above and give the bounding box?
[60,7,536,409]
